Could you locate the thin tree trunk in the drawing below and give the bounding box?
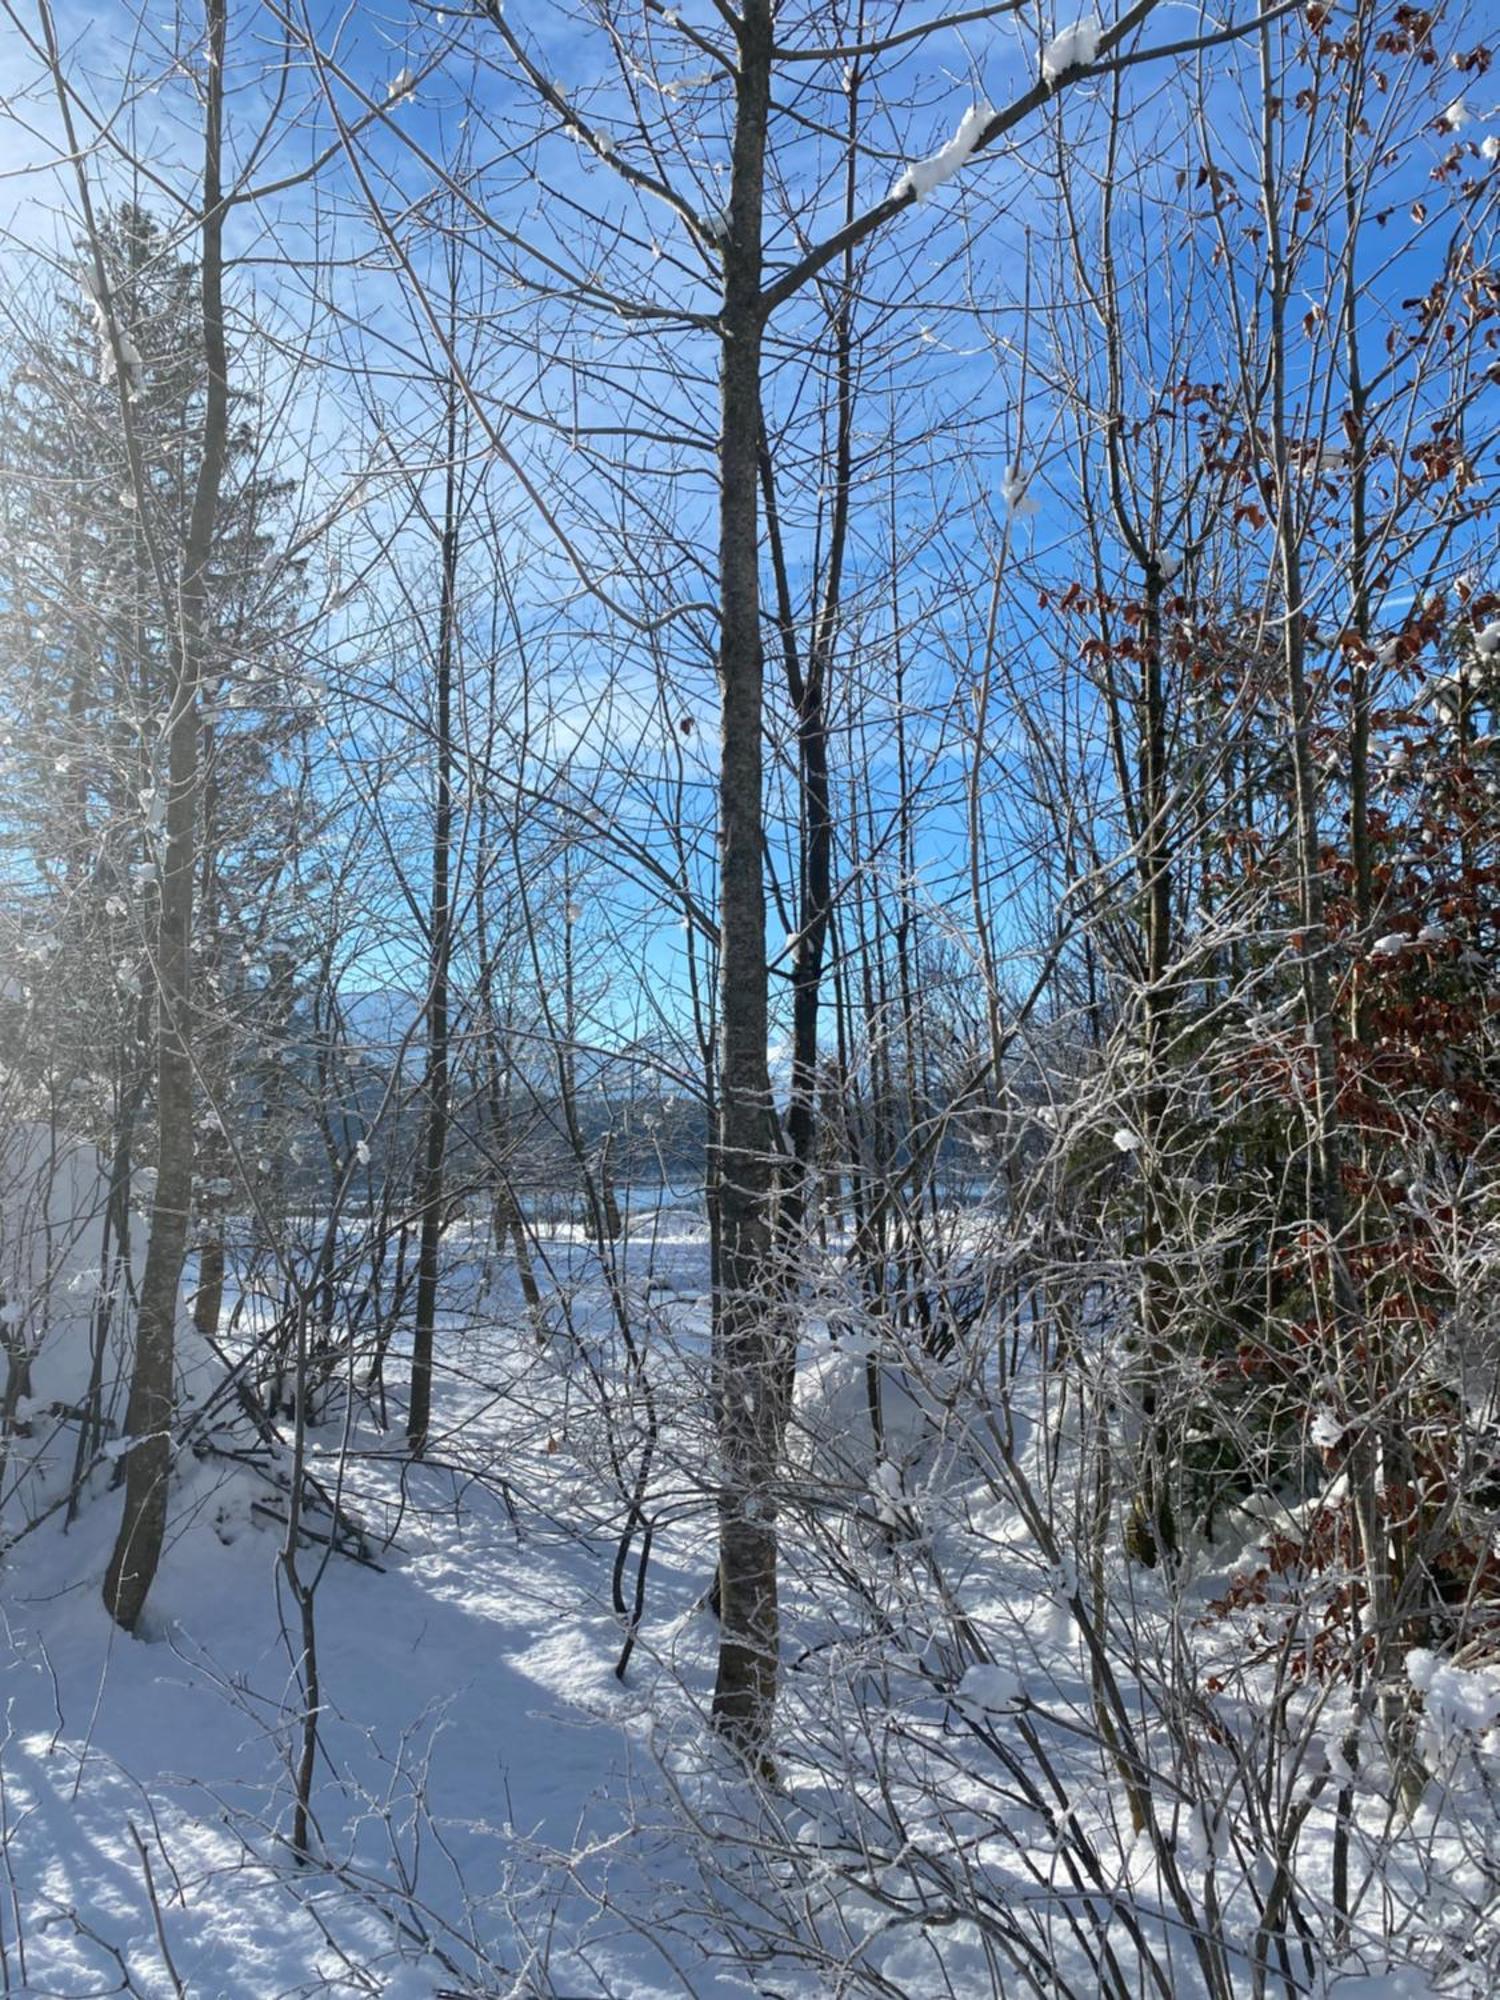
[407,366,461,1460]
[1128,563,1179,1566]
[192,758,230,1352]
[472,802,545,1328]
[193,1235,226,1347]
[766,64,856,1256]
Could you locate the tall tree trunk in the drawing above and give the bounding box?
[711,0,783,1759]
[407,370,461,1460]
[192,772,228,1351]
[103,0,230,1631]
[1127,563,1179,1566]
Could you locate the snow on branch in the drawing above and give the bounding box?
[1002,465,1039,518]
[80,267,143,396]
[890,100,995,202]
[1042,17,1102,84]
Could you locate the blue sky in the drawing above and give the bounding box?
[6,0,1500,1068]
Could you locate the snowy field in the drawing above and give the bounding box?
[2,1172,1498,1999]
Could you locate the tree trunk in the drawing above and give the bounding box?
[711,0,783,1761]
[407,369,461,1460]
[472,821,545,1332]
[103,0,230,1631]
[1128,564,1179,1566]
[193,1232,226,1348]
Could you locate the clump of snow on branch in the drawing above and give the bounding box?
[957,1662,1024,1717]
[1309,1406,1344,1450]
[1002,465,1039,517]
[891,100,994,202]
[568,121,616,158]
[869,1455,908,1529]
[1426,668,1472,725]
[80,265,143,395]
[1406,1646,1500,1760]
[1043,18,1102,85]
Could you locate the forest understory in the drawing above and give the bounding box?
[1,1175,1497,1999]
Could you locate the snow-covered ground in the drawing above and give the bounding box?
[1,1209,742,1997]
[2,1178,1498,1998]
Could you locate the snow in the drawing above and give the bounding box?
[0,1467,723,1995]
[0,1209,756,1998]
[1043,18,1102,84]
[106,329,144,390]
[1473,618,1500,655]
[1309,1406,1344,1450]
[791,1342,923,1487]
[956,1662,1024,1714]
[1112,1125,1140,1151]
[1371,932,1409,957]
[4,1191,1497,1996]
[1406,1647,1500,1744]
[1,1127,222,1536]
[1427,668,1470,723]
[869,1452,906,1525]
[77,268,144,394]
[891,100,995,202]
[1,1127,109,1452]
[1326,1970,1439,1999]
[1002,464,1040,517]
